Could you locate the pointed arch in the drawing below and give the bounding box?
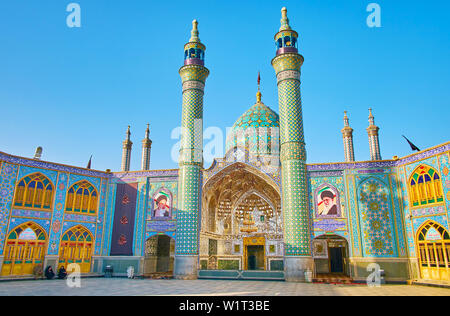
[1,221,48,276]
[65,180,99,215]
[13,172,54,210]
[58,225,93,273]
[416,220,450,281]
[408,164,444,207]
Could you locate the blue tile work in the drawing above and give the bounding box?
[68,173,101,192]
[11,209,52,219]
[356,175,398,257]
[94,179,108,255]
[389,173,407,257]
[8,217,51,235]
[145,180,178,248]
[17,165,58,187]
[308,174,351,251]
[438,153,450,222]
[345,174,361,257]
[102,183,117,256]
[397,166,416,257]
[0,163,19,255]
[47,172,69,255]
[397,152,449,258]
[62,220,96,236]
[133,181,148,256]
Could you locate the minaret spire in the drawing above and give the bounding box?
[141,124,152,170]
[366,108,382,160]
[190,19,200,43]
[341,111,355,162]
[121,125,133,172]
[280,7,292,31]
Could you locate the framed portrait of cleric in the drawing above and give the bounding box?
[151,189,172,220]
[314,184,341,218]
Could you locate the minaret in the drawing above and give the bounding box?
[367,108,382,160]
[174,19,209,279]
[341,111,355,162]
[271,7,314,282]
[121,126,133,172]
[141,124,152,170]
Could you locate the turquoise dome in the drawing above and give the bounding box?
[226,91,280,154]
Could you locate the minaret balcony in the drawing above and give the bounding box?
[276,46,298,55]
[184,57,204,66]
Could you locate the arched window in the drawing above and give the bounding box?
[292,37,297,48]
[277,38,283,49]
[1,222,47,276]
[184,50,188,60]
[13,173,54,210]
[284,36,291,47]
[417,221,450,281]
[408,165,444,207]
[65,181,98,214]
[58,225,93,273]
[189,48,196,58]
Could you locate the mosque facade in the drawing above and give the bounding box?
[0,8,449,283]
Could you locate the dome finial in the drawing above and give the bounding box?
[280,7,292,31]
[256,72,262,103]
[190,19,200,43]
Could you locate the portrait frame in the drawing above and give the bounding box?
[314,183,341,218]
[151,187,173,220]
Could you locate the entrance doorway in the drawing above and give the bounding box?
[329,247,344,273]
[247,245,265,270]
[312,235,349,276]
[243,237,265,270]
[144,235,175,275]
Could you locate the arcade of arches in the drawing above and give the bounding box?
[200,164,283,271]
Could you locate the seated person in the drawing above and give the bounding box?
[45,266,55,280]
[58,266,67,279]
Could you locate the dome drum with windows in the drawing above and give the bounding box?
[226,87,280,159]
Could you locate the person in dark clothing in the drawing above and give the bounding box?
[45,266,55,280]
[58,266,67,279]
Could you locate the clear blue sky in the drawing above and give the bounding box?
[0,0,449,171]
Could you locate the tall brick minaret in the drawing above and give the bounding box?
[141,124,152,170]
[341,111,355,162]
[121,126,132,172]
[271,7,313,282]
[367,108,382,160]
[174,20,209,279]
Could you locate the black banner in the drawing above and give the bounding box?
[110,183,138,256]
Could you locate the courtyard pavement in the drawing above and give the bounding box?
[0,278,449,296]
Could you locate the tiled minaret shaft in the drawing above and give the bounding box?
[367,108,382,161]
[174,20,209,280]
[121,126,132,172]
[271,7,314,282]
[341,111,355,162]
[141,124,152,170]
